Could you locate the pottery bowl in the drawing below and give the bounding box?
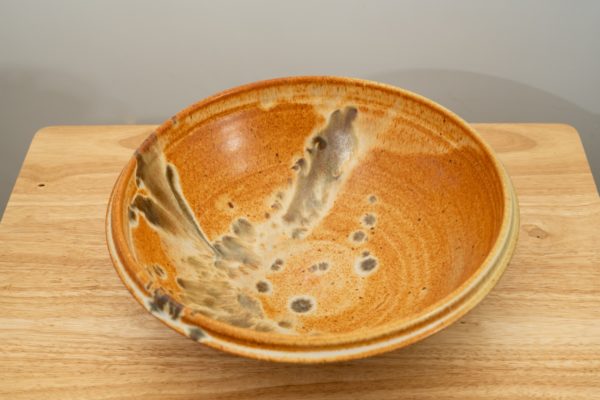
[106,76,519,363]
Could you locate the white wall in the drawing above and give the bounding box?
[1,0,599,215]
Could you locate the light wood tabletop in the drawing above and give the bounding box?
[1,124,599,399]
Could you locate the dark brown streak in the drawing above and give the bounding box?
[165,164,217,253]
[283,106,358,226]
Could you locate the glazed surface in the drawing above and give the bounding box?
[117,79,505,339]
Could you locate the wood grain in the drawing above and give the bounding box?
[1,124,599,399]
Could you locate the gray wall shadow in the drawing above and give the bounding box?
[0,67,134,217]
[368,69,600,192]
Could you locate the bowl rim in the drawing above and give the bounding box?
[106,75,518,352]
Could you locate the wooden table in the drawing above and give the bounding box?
[1,124,599,399]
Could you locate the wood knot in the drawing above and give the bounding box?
[524,224,548,239]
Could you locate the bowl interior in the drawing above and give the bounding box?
[115,78,504,341]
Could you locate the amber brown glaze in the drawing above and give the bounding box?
[107,76,519,362]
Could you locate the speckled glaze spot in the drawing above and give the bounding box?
[290,296,315,313]
[355,255,379,276]
[256,280,271,293]
[232,218,256,240]
[270,258,284,271]
[361,257,377,271]
[362,213,376,227]
[278,320,292,329]
[309,261,330,273]
[351,230,366,243]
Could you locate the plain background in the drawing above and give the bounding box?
[1,0,599,217]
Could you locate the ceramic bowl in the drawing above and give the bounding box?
[106,76,519,363]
